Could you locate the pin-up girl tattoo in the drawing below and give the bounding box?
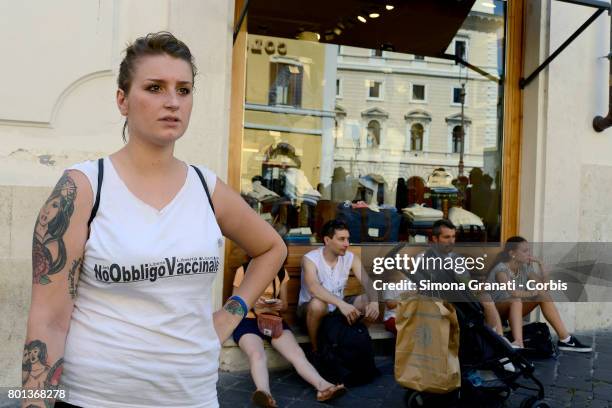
[32,173,76,284]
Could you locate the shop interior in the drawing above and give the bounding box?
[225,0,522,307]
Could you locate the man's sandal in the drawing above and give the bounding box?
[316,384,347,402]
[252,390,278,408]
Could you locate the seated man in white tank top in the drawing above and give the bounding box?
[297,219,379,352]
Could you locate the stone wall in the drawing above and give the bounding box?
[0,0,235,386]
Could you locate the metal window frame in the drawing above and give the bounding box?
[233,0,249,44]
[519,0,611,89]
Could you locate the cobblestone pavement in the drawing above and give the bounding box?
[1,331,611,408]
[217,331,612,408]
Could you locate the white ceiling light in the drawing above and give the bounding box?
[369,12,380,18]
[357,15,367,23]
[385,5,394,10]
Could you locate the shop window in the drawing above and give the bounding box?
[366,120,381,147]
[368,80,383,99]
[452,125,463,153]
[411,84,426,102]
[268,62,303,107]
[410,123,424,151]
[240,3,507,245]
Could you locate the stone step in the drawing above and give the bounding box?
[220,323,395,372]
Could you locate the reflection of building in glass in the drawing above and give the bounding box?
[331,8,504,204]
[241,34,336,195]
[240,6,505,241]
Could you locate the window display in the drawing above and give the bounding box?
[240,2,506,243]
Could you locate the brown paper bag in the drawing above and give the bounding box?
[394,296,461,393]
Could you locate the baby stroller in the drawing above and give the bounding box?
[392,250,549,408]
[399,297,549,408]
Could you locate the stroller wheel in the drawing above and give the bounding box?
[520,396,551,408]
[404,390,425,407]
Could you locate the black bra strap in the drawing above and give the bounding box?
[87,162,214,231]
[87,158,104,229]
[191,165,216,215]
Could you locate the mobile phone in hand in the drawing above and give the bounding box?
[264,298,279,304]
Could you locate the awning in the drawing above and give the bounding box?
[243,0,477,57]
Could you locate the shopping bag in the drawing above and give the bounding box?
[394,296,461,393]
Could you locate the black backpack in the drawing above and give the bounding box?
[508,322,558,359]
[315,311,380,386]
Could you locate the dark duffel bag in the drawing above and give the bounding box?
[522,322,559,358]
[506,322,558,359]
[336,205,400,243]
[315,312,380,386]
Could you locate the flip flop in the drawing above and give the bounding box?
[316,384,347,402]
[252,390,277,408]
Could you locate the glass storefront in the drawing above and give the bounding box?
[239,1,507,244]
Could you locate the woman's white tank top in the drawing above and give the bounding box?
[60,158,222,408]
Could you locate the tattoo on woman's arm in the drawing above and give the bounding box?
[22,339,64,389]
[223,299,246,317]
[68,257,83,299]
[32,173,77,285]
[22,339,64,408]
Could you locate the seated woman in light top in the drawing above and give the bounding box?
[232,258,345,408]
[490,236,591,352]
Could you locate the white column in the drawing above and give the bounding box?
[320,44,339,192]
